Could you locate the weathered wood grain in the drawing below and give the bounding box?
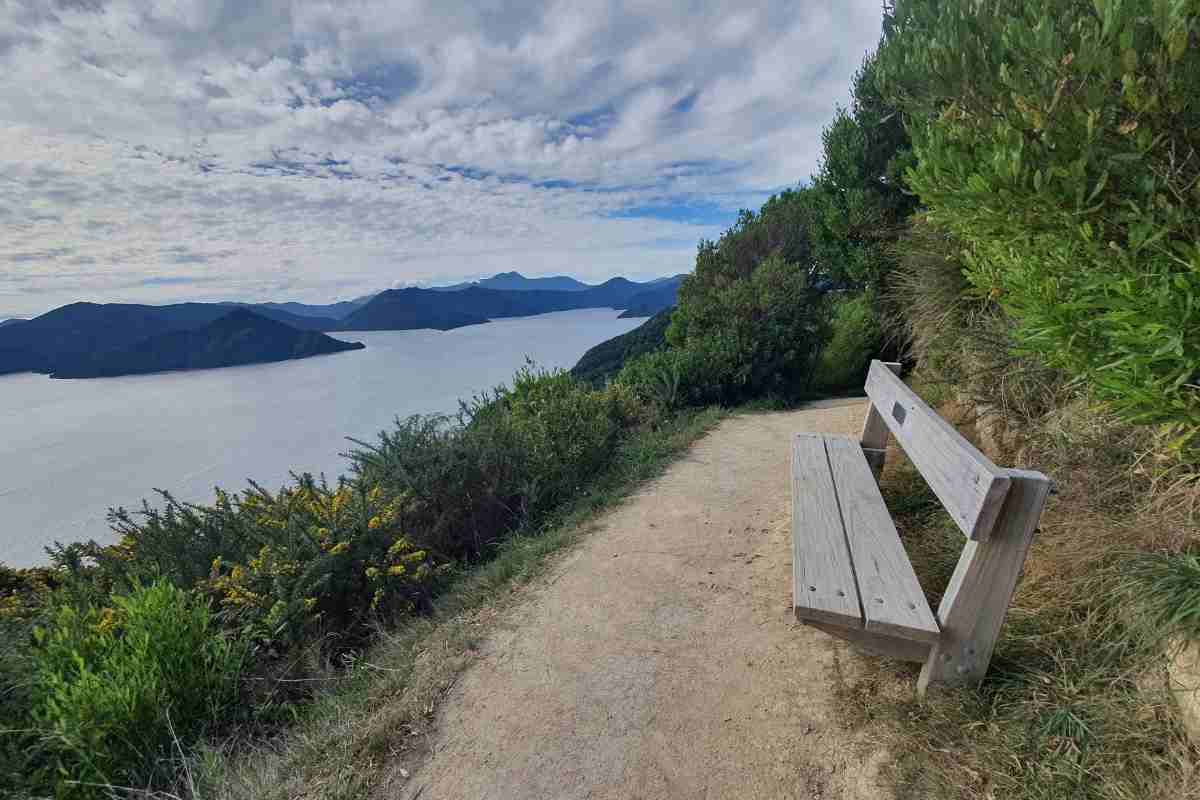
[825,436,940,643]
[805,620,932,663]
[792,434,862,628]
[864,360,1012,540]
[918,469,1051,694]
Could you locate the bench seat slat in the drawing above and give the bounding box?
[792,434,862,628]
[824,436,941,643]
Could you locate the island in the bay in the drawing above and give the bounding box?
[0,271,684,379]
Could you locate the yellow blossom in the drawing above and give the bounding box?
[94,607,119,634]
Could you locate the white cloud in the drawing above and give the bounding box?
[0,0,882,317]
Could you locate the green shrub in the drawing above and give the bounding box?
[684,189,813,284]
[95,477,443,651]
[803,53,916,291]
[203,478,442,648]
[666,253,830,405]
[353,365,634,561]
[877,0,1200,445]
[0,565,59,787]
[890,219,1070,424]
[812,293,882,391]
[477,365,632,513]
[28,580,242,796]
[615,345,720,410]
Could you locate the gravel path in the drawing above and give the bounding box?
[400,401,893,800]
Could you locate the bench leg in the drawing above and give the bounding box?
[860,362,902,451]
[860,362,900,484]
[918,470,1051,695]
[861,447,886,483]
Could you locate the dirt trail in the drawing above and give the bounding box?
[401,401,893,800]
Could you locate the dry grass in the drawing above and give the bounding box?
[831,398,1200,800]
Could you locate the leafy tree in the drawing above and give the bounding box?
[650,253,828,405]
[804,53,917,290]
[812,292,884,391]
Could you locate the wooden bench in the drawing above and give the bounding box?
[792,360,1051,693]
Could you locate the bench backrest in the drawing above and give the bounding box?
[862,361,1011,541]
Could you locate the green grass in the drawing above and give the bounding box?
[195,406,725,799]
[1121,553,1200,645]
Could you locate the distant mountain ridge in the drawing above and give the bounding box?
[339,276,683,332]
[240,296,373,320]
[616,278,685,319]
[1,271,686,379]
[431,271,591,293]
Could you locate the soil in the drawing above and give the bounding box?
[395,400,895,800]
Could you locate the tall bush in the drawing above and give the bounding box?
[877,0,1200,445]
[202,478,440,647]
[804,53,916,290]
[665,253,829,404]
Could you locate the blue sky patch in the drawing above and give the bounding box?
[606,199,737,227]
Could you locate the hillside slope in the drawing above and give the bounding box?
[0,302,339,376]
[616,280,682,318]
[51,309,363,378]
[571,309,671,384]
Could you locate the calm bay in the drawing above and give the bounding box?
[0,309,641,567]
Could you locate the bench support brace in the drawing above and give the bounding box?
[917,471,1051,695]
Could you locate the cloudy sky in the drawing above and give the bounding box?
[0,1,883,318]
